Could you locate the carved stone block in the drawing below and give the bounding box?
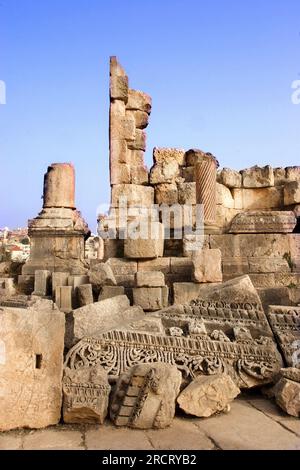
[65,329,282,389]
[229,211,297,234]
[63,366,111,424]
[267,305,300,368]
[110,363,181,429]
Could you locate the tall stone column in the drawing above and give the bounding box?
[195,154,218,226]
[43,163,75,208]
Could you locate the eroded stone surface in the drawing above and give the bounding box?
[0,306,65,431]
[177,374,240,417]
[275,378,300,418]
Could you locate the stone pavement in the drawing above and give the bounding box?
[0,394,299,451]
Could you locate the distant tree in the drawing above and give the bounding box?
[20,237,30,245]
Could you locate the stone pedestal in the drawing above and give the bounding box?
[22,164,90,276]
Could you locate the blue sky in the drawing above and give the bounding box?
[1,0,299,232]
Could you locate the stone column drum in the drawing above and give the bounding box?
[43,163,75,209]
[195,155,218,226]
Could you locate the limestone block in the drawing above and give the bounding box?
[119,315,165,335]
[111,184,154,208]
[63,366,111,424]
[248,257,290,274]
[273,273,300,287]
[17,275,34,295]
[181,166,195,182]
[129,149,145,166]
[218,168,242,188]
[127,110,149,129]
[52,272,69,294]
[274,167,286,185]
[232,187,283,210]
[229,211,297,233]
[222,257,249,275]
[98,285,125,301]
[195,275,263,305]
[126,89,152,114]
[108,258,138,275]
[216,206,239,231]
[150,161,180,185]
[153,148,186,165]
[248,274,276,288]
[55,286,73,312]
[182,234,209,257]
[110,56,127,78]
[275,378,300,417]
[135,271,165,287]
[280,368,300,383]
[216,183,235,208]
[177,182,196,205]
[131,165,148,185]
[110,139,128,164]
[110,75,128,102]
[0,306,65,431]
[185,149,207,166]
[89,262,116,288]
[257,287,291,311]
[284,181,300,205]
[110,163,131,185]
[110,363,181,429]
[43,163,75,209]
[210,233,291,259]
[72,296,139,339]
[192,249,222,283]
[155,183,178,205]
[124,222,164,259]
[33,270,51,296]
[127,129,146,151]
[241,165,274,188]
[77,284,94,306]
[110,115,136,141]
[177,374,240,418]
[133,286,169,311]
[170,257,193,275]
[173,282,204,304]
[286,166,300,182]
[138,257,171,274]
[114,274,136,287]
[68,275,89,288]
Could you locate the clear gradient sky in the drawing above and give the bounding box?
[1,0,299,232]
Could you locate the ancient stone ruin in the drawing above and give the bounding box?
[0,57,299,433]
